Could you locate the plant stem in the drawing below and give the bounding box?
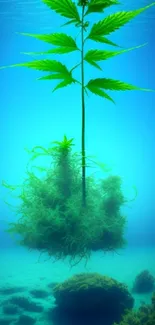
[81,4,86,207]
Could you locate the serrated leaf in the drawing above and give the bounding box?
[34,64,76,91]
[43,0,81,24]
[86,34,120,47]
[38,73,77,91]
[20,32,79,54]
[86,77,154,102]
[84,44,146,67]
[85,58,102,70]
[0,58,77,93]
[85,0,120,15]
[52,78,76,92]
[39,47,77,54]
[22,47,78,56]
[37,73,71,80]
[88,3,155,40]
[0,59,69,73]
[52,135,74,150]
[86,78,153,92]
[86,84,115,103]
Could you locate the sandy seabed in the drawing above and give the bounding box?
[0,245,155,324]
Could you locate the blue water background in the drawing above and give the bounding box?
[0,0,155,249]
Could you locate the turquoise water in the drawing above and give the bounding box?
[0,246,155,324]
[0,1,155,325]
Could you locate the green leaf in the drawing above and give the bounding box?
[84,44,147,68]
[52,135,74,150]
[0,59,68,72]
[37,72,76,91]
[86,85,115,103]
[0,59,69,73]
[37,73,70,80]
[38,47,77,54]
[85,0,120,15]
[43,0,81,24]
[33,61,77,91]
[86,35,120,47]
[88,3,155,41]
[97,36,120,47]
[0,59,77,92]
[86,77,154,103]
[86,78,153,92]
[22,48,77,56]
[20,32,79,54]
[52,78,76,92]
[85,58,102,71]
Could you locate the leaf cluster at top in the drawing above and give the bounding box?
[1,0,154,102]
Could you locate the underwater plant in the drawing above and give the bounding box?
[114,292,155,325]
[132,270,155,294]
[1,1,154,263]
[3,136,128,263]
[1,0,155,206]
[49,272,134,325]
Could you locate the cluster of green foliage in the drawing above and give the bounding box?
[4,136,127,264]
[53,272,131,294]
[52,272,134,325]
[114,292,155,325]
[132,270,155,293]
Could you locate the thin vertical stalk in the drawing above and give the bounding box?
[81,4,86,207]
